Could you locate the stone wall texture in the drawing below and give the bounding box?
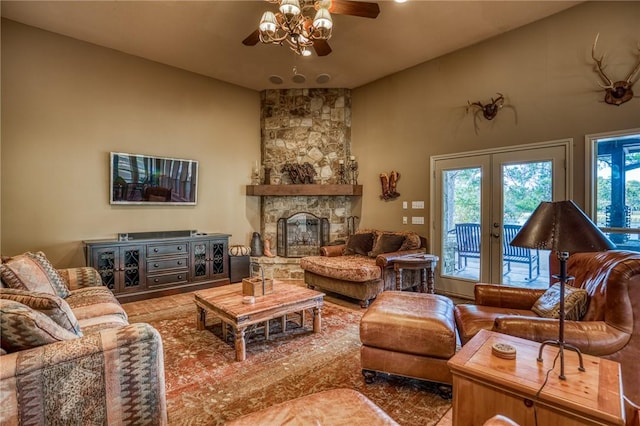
[255,88,355,279]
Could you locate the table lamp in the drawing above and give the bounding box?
[510,200,616,379]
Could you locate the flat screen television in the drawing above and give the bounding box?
[110,152,198,205]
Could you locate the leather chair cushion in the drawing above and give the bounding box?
[360,291,456,359]
[300,255,381,282]
[454,304,535,345]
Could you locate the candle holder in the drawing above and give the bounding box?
[337,161,348,184]
[349,158,359,185]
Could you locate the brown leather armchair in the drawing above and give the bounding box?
[454,250,640,424]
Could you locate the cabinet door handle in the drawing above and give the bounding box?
[154,263,159,268]
[154,248,159,253]
[154,278,159,283]
[523,398,534,408]
[177,246,183,250]
[177,261,183,265]
[177,275,183,280]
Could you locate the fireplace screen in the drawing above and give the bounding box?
[277,212,329,258]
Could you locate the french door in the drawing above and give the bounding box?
[431,141,571,299]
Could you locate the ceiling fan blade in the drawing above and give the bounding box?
[313,39,332,56]
[327,0,380,19]
[242,29,260,46]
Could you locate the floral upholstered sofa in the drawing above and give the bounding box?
[300,230,427,307]
[0,251,167,425]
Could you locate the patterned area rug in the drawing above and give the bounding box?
[129,301,451,425]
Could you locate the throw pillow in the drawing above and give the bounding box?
[0,252,70,298]
[343,232,375,256]
[0,288,82,336]
[398,232,422,251]
[368,233,406,257]
[531,283,589,321]
[0,299,79,353]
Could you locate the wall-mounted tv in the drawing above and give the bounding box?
[110,152,198,205]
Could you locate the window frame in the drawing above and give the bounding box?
[585,128,640,247]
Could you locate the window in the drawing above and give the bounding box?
[586,129,640,252]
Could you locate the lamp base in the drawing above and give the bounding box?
[537,339,586,380]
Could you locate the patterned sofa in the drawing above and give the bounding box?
[300,230,427,307]
[0,252,167,425]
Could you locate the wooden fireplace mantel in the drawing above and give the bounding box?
[246,184,362,196]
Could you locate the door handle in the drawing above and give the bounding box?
[491,232,501,239]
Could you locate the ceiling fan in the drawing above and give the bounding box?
[242,0,380,57]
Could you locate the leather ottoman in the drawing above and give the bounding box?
[225,388,399,425]
[359,291,457,394]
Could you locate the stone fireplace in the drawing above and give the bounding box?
[250,88,358,280]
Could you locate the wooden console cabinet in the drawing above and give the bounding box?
[447,329,625,426]
[84,232,230,302]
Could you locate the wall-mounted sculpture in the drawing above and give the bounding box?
[379,171,400,200]
[467,93,506,134]
[281,162,317,184]
[591,33,640,106]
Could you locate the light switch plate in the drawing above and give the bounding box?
[411,216,424,225]
[402,201,408,209]
[411,201,425,209]
[402,216,408,224]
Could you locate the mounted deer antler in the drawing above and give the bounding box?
[467,93,505,134]
[591,33,640,106]
[467,93,504,120]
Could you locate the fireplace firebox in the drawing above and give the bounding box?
[277,212,329,258]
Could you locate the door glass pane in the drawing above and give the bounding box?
[595,135,640,252]
[501,161,552,287]
[441,167,481,281]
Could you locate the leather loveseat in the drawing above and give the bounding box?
[300,230,427,307]
[0,253,167,425]
[454,250,640,424]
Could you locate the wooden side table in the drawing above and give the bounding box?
[393,254,439,293]
[447,329,625,426]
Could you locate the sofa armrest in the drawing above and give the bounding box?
[320,244,346,257]
[0,323,167,425]
[492,316,631,356]
[57,267,103,291]
[474,284,546,310]
[375,249,427,268]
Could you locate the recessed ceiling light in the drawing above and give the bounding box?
[292,74,307,84]
[269,75,284,84]
[316,73,331,84]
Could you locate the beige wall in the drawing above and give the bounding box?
[352,1,640,241]
[1,20,261,268]
[2,2,640,268]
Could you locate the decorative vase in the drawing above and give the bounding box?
[250,232,263,257]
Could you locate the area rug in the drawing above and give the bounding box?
[129,301,451,425]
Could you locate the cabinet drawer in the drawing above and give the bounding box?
[147,257,188,272]
[147,243,188,257]
[147,272,189,288]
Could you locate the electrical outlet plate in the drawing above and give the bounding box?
[402,216,408,224]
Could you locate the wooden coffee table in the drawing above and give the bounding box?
[194,281,324,361]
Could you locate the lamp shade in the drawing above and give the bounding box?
[510,200,616,253]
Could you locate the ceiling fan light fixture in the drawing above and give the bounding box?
[259,11,278,34]
[279,0,301,17]
[313,8,333,31]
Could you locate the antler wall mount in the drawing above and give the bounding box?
[467,93,506,134]
[591,33,640,106]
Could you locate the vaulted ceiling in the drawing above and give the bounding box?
[1,1,581,91]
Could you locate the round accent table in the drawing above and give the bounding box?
[393,254,439,294]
